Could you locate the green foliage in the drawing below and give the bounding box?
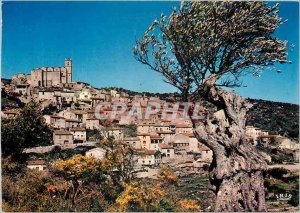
[2,169,59,212]
[119,124,137,137]
[265,168,299,207]
[2,152,209,212]
[2,156,26,176]
[42,104,58,115]
[86,129,103,141]
[48,142,137,210]
[259,147,295,164]
[1,97,17,106]
[102,138,136,184]
[134,1,288,100]
[2,169,110,212]
[1,78,12,84]
[203,164,210,171]
[288,182,299,207]
[268,167,288,179]
[1,102,53,158]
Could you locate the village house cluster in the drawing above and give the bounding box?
[2,59,214,171]
[246,126,299,162]
[2,59,299,171]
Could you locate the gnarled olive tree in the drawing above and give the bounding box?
[133,1,289,211]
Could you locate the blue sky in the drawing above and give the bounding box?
[2,1,299,104]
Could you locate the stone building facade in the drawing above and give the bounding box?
[29,59,72,87]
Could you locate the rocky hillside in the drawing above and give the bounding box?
[246,99,299,140]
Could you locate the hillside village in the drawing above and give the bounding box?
[1,59,299,176]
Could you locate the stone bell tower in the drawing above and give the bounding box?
[65,58,72,83]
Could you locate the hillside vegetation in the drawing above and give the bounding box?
[246,99,299,139]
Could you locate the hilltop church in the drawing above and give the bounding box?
[12,58,73,88]
[27,58,73,87]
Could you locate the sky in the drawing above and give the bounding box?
[2,1,299,104]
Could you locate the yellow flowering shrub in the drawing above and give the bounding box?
[178,199,201,212]
[157,165,178,186]
[53,154,101,181]
[115,182,166,212]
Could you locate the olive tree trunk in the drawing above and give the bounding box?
[191,78,267,212]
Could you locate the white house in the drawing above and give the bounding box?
[86,118,100,130]
[137,123,156,134]
[85,148,107,160]
[172,134,190,154]
[156,130,175,143]
[70,128,87,143]
[149,135,164,150]
[77,89,92,101]
[27,160,47,171]
[136,149,161,167]
[199,145,213,162]
[246,126,268,145]
[158,143,175,158]
[38,90,55,100]
[175,124,193,134]
[123,137,141,149]
[50,115,66,129]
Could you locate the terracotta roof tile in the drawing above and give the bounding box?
[27,160,46,166]
[136,148,159,155]
[156,130,174,134]
[158,143,173,149]
[150,135,163,140]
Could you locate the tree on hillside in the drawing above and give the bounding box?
[52,155,103,210]
[102,138,136,184]
[2,102,53,158]
[134,1,289,211]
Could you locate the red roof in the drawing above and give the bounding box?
[3,110,18,114]
[27,160,46,166]
[150,135,163,140]
[86,118,99,120]
[136,148,159,155]
[158,143,173,149]
[137,133,150,136]
[157,130,174,134]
